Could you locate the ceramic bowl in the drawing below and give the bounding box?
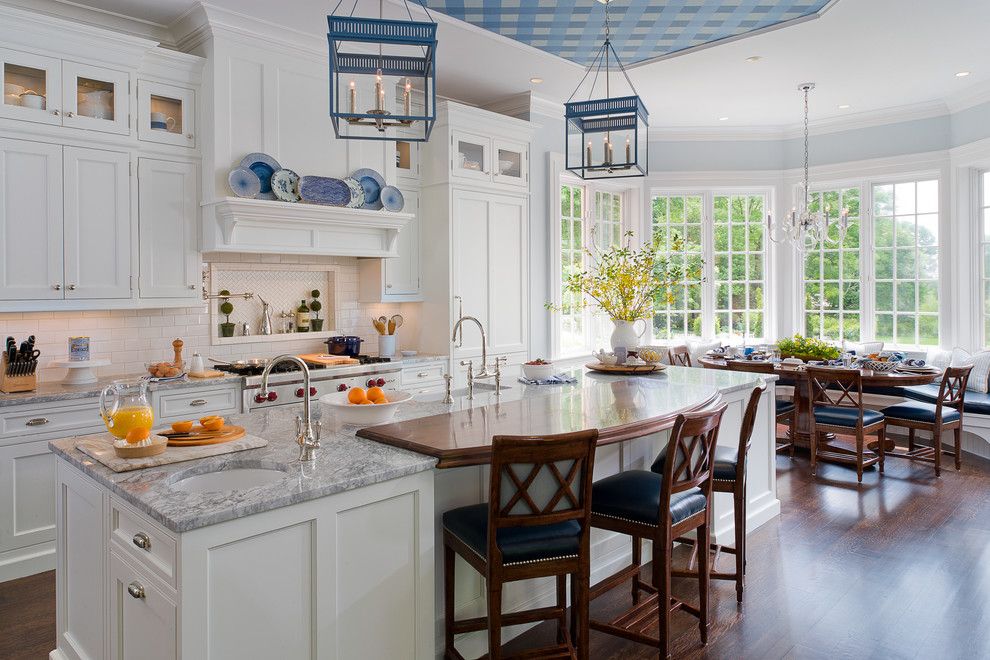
[522,363,555,381]
[864,360,898,373]
[320,390,412,425]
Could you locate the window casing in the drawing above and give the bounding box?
[981,172,990,347]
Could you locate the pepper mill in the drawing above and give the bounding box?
[172,338,184,367]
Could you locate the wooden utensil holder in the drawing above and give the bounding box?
[1,354,37,393]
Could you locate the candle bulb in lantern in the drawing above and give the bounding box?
[586,141,592,165]
[375,69,383,111]
[403,78,411,116]
[603,135,609,164]
[349,80,356,114]
[625,137,631,163]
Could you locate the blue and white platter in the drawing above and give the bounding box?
[343,177,365,208]
[351,168,385,210]
[239,152,281,200]
[271,169,301,203]
[380,185,404,212]
[298,176,351,206]
[228,167,261,198]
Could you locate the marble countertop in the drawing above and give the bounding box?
[0,372,243,407]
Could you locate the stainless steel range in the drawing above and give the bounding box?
[216,357,402,411]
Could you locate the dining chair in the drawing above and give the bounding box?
[880,365,973,476]
[727,360,797,455]
[806,366,886,483]
[587,403,727,660]
[441,429,598,660]
[668,345,693,367]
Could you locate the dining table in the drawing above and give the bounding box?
[698,356,941,458]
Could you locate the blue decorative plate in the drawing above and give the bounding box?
[343,177,365,208]
[239,153,281,199]
[351,168,385,210]
[271,169,301,203]
[380,185,404,212]
[298,176,351,206]
[228,167,261,198]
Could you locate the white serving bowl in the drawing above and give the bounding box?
[864,359,898,373]
[522,362,555,380]
[320,390,412,425]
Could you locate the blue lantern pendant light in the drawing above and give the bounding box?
[328,0,437,142]
[565,0,648,179]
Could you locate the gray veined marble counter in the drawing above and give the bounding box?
[0,372,244,407]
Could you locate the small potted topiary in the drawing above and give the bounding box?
[218,290,236,337]
[309,289,324,332]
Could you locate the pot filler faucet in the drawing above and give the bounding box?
[260,355,321,461]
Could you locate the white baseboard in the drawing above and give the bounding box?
[0,541,54,583]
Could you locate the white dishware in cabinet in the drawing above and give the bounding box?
[0,137,64,301]
[491,137,528,188]
[451,130,492,184]
[109,552,178,660]
[137,80,195,148]
[60,61,130,135]
[138,159,200,299]
[62,146,131,299]
[0,47,61,126]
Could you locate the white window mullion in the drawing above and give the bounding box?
[700,191,716,340]
[860,183,876,343]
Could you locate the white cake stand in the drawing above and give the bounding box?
[52,359,111,385]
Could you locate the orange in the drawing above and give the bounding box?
[367,386,385,402]
[171,420,194,433]
[199,415,221,425]
[357,399,374,405]
[347,387,366,404]
[125,427,150,444]
[372,394,389,405]
[202,418,225,432]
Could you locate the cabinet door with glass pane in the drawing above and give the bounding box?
[492,138,527,188]
[451,131,491,184]
[61,61,130,135]
[138,80,195,148]
[0,48,62,126]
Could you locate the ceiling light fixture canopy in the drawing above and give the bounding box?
[768,82,849,251]
[327,0,437,142]
[565,0,648,180]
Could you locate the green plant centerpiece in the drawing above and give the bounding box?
[775,334,840,362]
[548,230,701,349]
[309,289,324,332]
[218,290,236,338]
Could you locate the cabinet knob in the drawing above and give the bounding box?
[66,284,77,291]
[189,284,197,290]
[127,582,146,600]
[51,109,60,116]
[52,283,61,291]
[132,532,151,550]
[386,284,393,289]
[66,111,75,118]
[186,133,194,139]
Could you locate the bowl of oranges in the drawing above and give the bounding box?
[319,386,413,425]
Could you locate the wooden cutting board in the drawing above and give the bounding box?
[158,425,246,446]
[585,362,665,375]
[188,369,227,379]
[297,354,361,367]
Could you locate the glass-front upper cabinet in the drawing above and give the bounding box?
[0,48,62,125]
[452,131,491,183]
[138,80,195,148]
[61,61,130,135]
[492,138,528,188]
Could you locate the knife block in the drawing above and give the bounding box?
[1,354,37,393]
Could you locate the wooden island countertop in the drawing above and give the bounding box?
[357,366,770,468]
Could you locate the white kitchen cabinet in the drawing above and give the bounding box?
[137,80,196,148]
[109,552,178,660]
[0,48,62,126]
[61,61,131,135]
[0,137,63,301]
[451,130,492,185]
[492,137,528,188]
[63,146,132,299]
[358,189,422,302]
[138,158,200,299]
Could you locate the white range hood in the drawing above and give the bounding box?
[201,197,412,258]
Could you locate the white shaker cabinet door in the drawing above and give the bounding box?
[62,146,132,299]
[0,439,55,555]
[451,190,491,359]
[384,189,420,296]
[0,138,63,301]
[109,553,177,660]
[488,195,528,355]
[138,159,199,299]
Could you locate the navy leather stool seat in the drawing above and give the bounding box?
[590,470,707,527]
[442,503,582,565]
[776,399,796,415]
[651,445,739,481]
[813,405,884,427]
[880,401,960,424]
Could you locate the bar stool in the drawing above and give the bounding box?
[587,403,727,660]
[880,365,973,476]
[441,429,598,660]
[727,360,797,455]
[668,345,693,367]
[661,384,766,603]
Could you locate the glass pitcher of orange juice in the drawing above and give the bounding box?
[99,379,154,439]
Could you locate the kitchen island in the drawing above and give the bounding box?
[48,365,777,659]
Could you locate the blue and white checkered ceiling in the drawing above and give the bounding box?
[424,1,832,66]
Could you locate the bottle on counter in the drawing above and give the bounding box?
[296,299,311,332]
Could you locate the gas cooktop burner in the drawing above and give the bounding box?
[356,355,392,364]
[213,361,327,377]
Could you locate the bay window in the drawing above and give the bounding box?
[983,171,990,346]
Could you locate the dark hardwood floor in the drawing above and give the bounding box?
[3,449,990,659]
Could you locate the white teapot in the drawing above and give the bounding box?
[592,349,617,366]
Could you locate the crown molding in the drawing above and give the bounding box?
[944,80,990,114]
[780,148,950,183]
[0,0,171,44]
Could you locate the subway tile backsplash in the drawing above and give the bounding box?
[0,254,421,383]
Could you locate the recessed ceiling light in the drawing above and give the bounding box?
[838,104,851,109]
[956,71,971,77]
[745,56,762,63]
[718,116,729,121]
[529,77,543,84]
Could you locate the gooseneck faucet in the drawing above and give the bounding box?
[451,315,492,378]
[259,355,321,461]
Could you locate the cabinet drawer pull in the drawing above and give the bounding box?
[127,582,146,599]
[417,372,430,378]
[189,399,208,407]
[25,417,49,427]
[132,532,151,550]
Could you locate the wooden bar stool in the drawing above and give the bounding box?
[668,345,693,367]
[587,403,728,660]
[806,366,886,483]
[441,429,598,660]
[880,365,973,476]
[727,360,797,455]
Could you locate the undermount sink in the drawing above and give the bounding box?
[171,465,288,494]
